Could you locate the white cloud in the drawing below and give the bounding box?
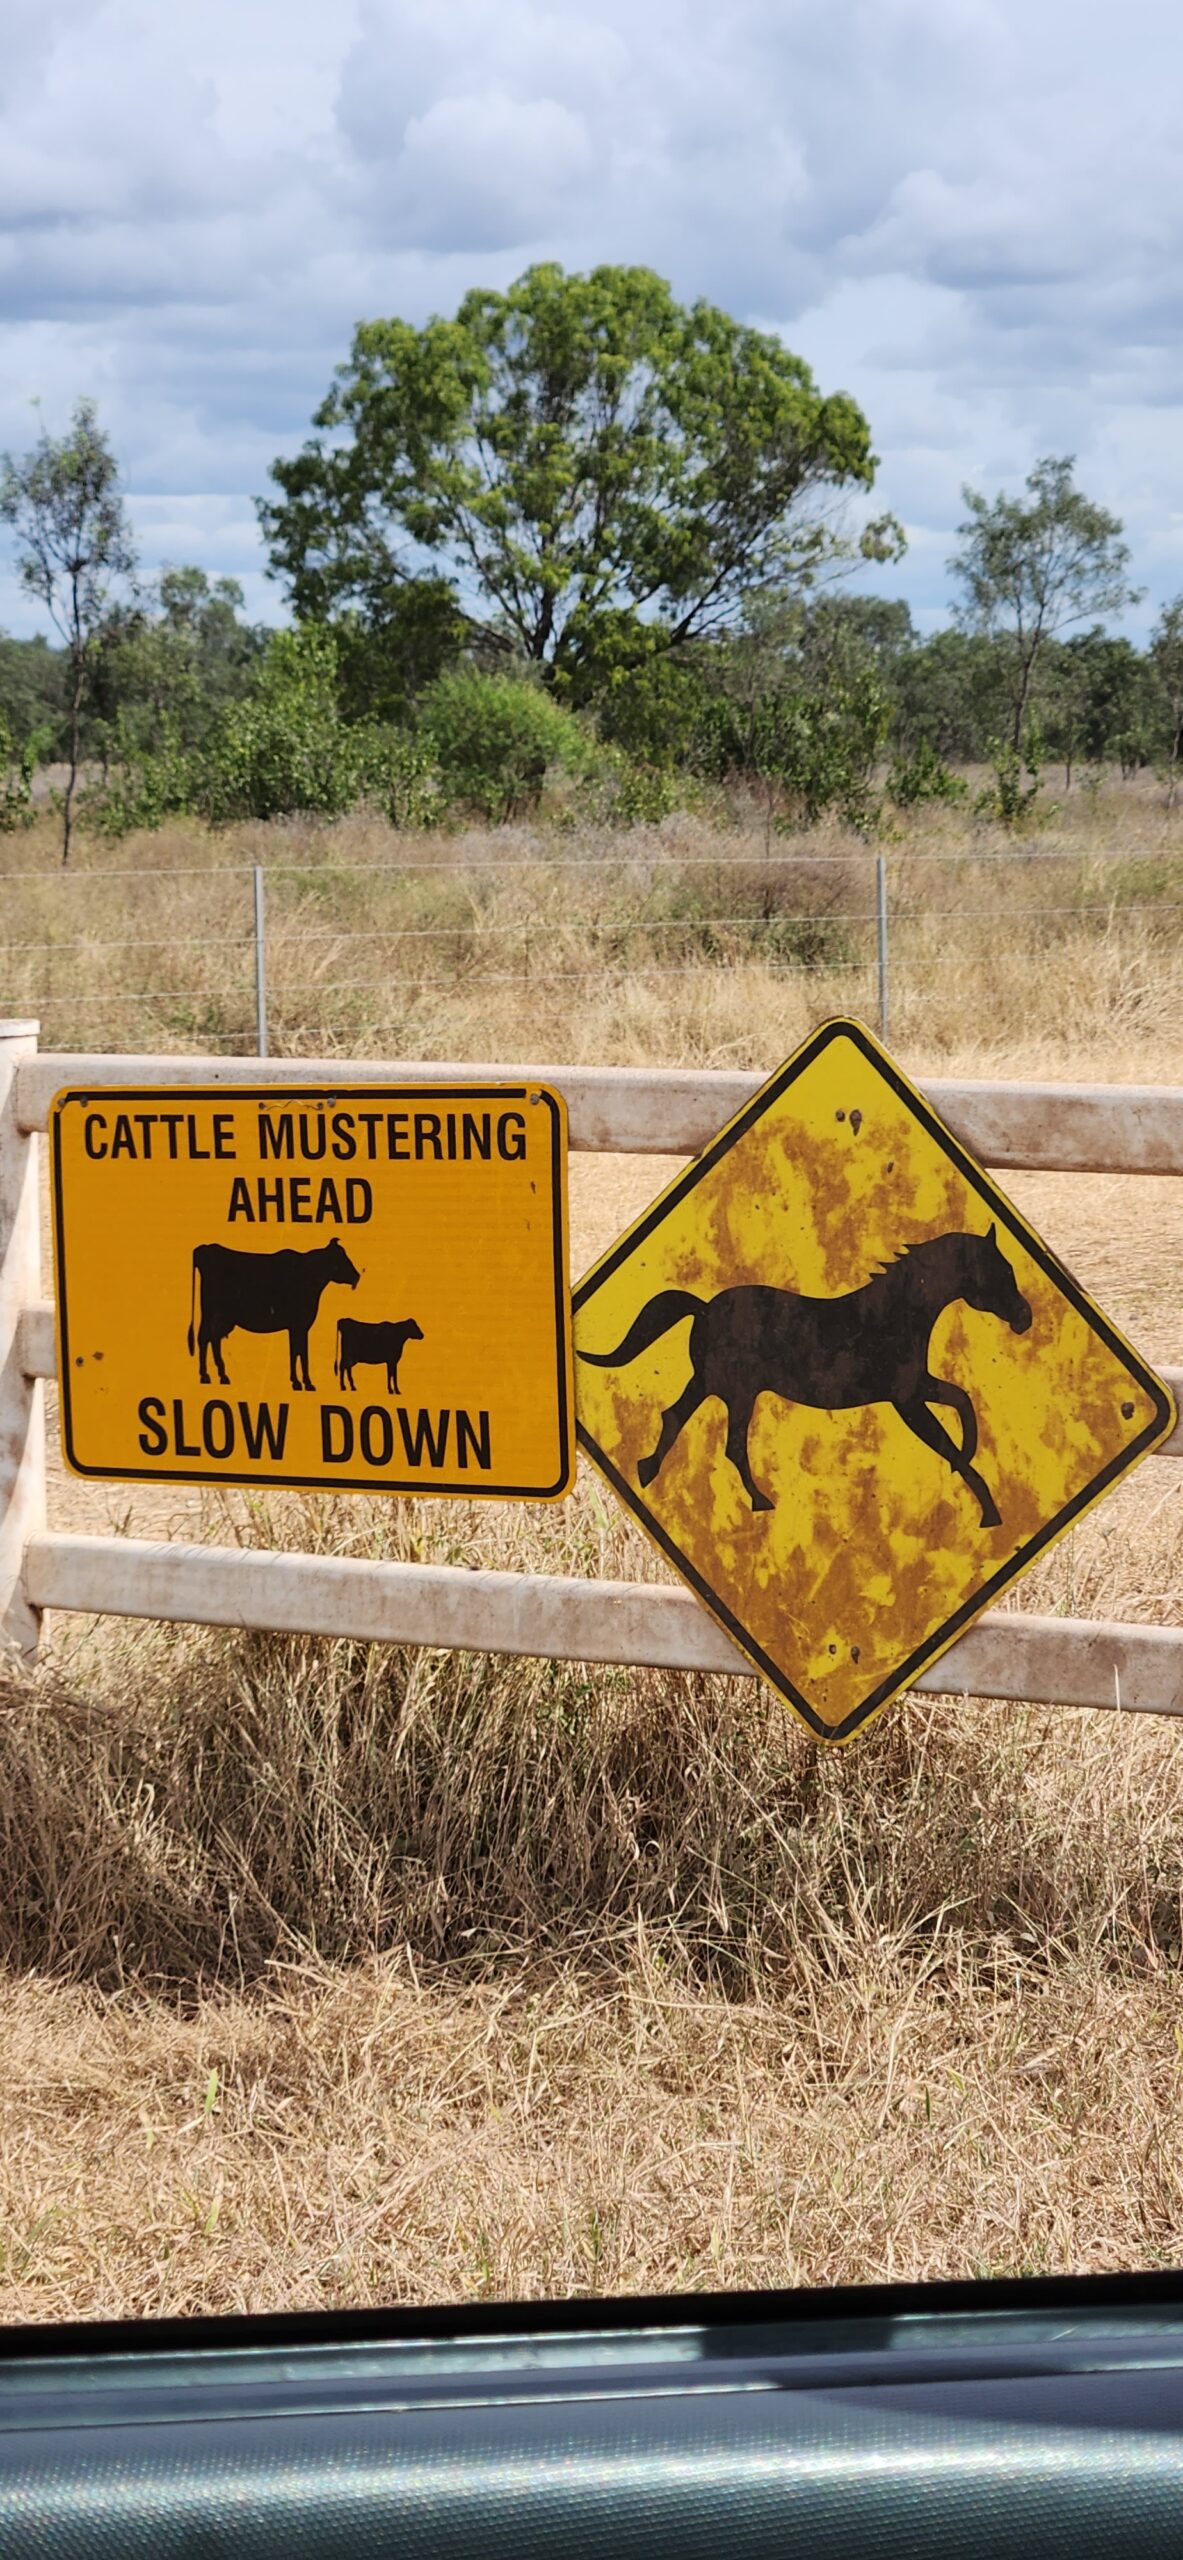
[377,93,598,251]
[1,0,1181,636]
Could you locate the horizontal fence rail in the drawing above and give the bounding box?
[17,1054,1183,1174]
[4,1035,1182,1720]
[22,1537,1183,1719]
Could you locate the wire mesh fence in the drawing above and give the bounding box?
[4,837,1183,1060]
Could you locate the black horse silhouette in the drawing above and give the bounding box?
[579,1226,1032,1527]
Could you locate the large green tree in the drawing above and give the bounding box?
[949,455,1139,752]
[0,399,137,860]
[260,263,881,700]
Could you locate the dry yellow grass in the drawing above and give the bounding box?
[3,783,1183,2322]
[3,1932,1183,2321]
[3,770,1183,1078]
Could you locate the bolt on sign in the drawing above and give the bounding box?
[51,1084,574,1500]
[574,1019,1176,1743]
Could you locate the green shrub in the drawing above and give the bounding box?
[86,635,444,836]
[590,647,710,768]
[606,760,684,825]
[888,739,967,808]
[198,627,370,824]
[376,730,447,831]
[84,712,196,836]
[417,668,593,821]
[690,666,890,832]
[974,725,1055,831]
[574,747,688,827]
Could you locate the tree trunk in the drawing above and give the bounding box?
[1012,661,1032,753]
[62,646,84,866]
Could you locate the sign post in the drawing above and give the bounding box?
[51,1081,574,1501]
[574,1018,1176,1741]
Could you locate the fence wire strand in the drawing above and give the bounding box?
[7,839,1182,1054]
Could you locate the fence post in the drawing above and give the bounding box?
[875,852,889,1043]
[0,1020,45,1659]
[253,865,268,1059]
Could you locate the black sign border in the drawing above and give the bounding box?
[53,1083,573,1502]
[574,1018,1175,1740]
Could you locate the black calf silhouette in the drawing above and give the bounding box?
[335,1317,424,1393]
[580,1226,1032,1527]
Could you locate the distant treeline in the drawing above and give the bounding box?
[3,269,1182,851]
[1,585,1176,768]
[3,587,1181,843]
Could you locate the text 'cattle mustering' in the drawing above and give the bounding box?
[80,1105,533,1227]
[81,1106,530,1162]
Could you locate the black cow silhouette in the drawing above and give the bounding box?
[335,1317,424,1393]
[579,1226,1032,1527]
[188,1240,360,1391]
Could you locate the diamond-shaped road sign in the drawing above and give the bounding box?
[573,1019,1176,1742]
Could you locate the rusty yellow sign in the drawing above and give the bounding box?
[574,1019,1175,1741]
[51,1083,573,1499]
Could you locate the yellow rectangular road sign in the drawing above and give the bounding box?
[574,1018,1176,1741]
[52,1083,574,1500]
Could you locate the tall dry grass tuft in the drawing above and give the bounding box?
[3,1470,1182,2001]
[3,778,1183,1076]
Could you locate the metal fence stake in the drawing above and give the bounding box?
[253,866,268,1059]
[876,853,889,1042]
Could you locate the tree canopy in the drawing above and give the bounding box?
[950,455,1139,750]
[259,262,881,697]
[0,398,136,859]
[88,567,266,761]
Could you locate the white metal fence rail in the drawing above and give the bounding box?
[3,1020,1183,1716]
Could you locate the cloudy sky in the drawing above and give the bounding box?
[2,0,1181,638]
